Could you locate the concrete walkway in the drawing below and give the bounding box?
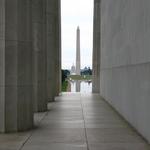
[0,93,150,150]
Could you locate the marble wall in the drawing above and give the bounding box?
[100,0,150,142]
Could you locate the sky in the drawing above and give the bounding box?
[61,0,93,69]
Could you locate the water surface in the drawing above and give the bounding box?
[70,81,92,93]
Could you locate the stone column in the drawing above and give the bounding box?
[32,0,47,112]
[0,0,33,132]
[92,0,101,93]
[46,0,61,101]
[58,0,62,96]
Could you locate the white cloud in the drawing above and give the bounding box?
[61,0,93,69]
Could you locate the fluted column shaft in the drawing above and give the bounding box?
[32,0,47,112]
[0,0,33,132]
[92,0,101,93]
[46,0,61,101]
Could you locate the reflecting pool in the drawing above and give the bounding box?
[70,81,92,93]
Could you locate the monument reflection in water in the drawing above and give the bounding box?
[70,81,92,93]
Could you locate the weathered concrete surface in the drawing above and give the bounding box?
[0,0,33,132]
[32,0,47,112]
[92,0,101,93]
[0,93,149,149]
[46,0,61,102]
[100,0,150,143]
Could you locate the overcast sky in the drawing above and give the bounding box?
[61,0,93,69]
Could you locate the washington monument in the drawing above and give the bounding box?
[76,26,81,75]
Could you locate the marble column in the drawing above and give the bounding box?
[32,0,47,112]
[46,0,61,101]
[0,0,33,132]
[92,0,101,93]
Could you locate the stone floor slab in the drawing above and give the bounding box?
[89,143,150,150]
[22,143,87,150]
[0,93,150,150]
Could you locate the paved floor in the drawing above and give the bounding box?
[0,93,150,150]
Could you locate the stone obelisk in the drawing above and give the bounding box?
[76,26,81,75]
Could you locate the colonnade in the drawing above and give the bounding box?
[0,0,61,132]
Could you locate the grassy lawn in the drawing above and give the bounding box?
[68,75,92,80]
[61,81,68,92]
